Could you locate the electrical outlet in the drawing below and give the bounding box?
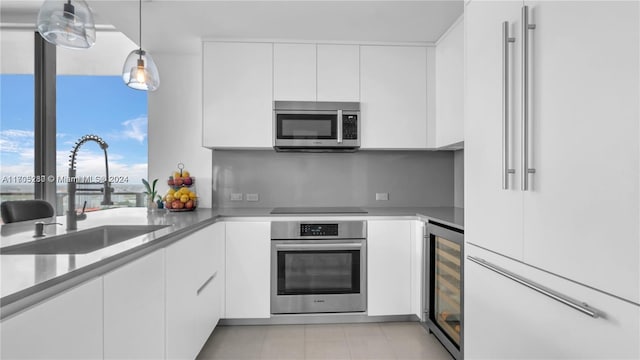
[246,193,259,202]
[376,192,389,201]
[230,193,243,201]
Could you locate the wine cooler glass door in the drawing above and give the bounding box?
[434,235,462,344]
[425,222,464,360]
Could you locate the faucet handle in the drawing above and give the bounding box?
[76,201,88,220]
[34,222,63,237]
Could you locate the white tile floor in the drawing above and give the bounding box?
[196,322,454,360]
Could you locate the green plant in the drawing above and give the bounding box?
[142,178,159,204]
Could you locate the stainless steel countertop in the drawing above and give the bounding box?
[1,206,462,319]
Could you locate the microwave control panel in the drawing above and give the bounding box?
[342,115,358,140]
[300,224,339,237]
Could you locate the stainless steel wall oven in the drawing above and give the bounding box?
[271,221,367,314]
[424,221,464,360]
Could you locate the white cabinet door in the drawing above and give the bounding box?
[225,221,271,319]
[435,18,464,148]
[195,222,225,344]
[464,0,524,259]
[104,250,165,360]
[166,224,220,359]
[410,221,424,319]
[273,43,316,101]
[1,278,103,359]
[360,46,428,149]
[203,42,273,148]
[521,1,640,304]
[367,220,412,316]
[465,244,640,360]
[317,44,360,102]
[166,232,201,360]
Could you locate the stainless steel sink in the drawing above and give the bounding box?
[0,225,168,255]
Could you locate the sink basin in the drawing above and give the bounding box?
[0,225,168,255]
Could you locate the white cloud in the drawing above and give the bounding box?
[121,116,147,143]
[0,129,34,153]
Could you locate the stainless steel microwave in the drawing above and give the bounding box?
[273,101,360,152]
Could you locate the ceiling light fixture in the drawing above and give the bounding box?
[122,0,160,91]
[37,0,96,49]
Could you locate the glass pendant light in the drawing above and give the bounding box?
[37,0,96,49]
[122,0,160,91]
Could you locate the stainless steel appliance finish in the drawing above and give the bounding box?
[502,21,516,190]
[273,101,360,152]
[423,221,464,360]
[270,207,368,215]
[271,220,367,314]
[521,6,536,190]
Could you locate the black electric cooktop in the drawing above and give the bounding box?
[270,207,368,215]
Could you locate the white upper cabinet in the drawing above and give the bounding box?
[273,43,360,102]
[274,43,317,101]
[360,46,428,149]
[435,18,464,148]
[465,0,639,303]
[317,44,360,102]
[203,42,273,148]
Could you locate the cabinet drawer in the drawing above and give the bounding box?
[465,244,640,359]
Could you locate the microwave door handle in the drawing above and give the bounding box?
[337,109,343,144]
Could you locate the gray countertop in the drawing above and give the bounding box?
[1,206,462,319]
[216,206,464,229]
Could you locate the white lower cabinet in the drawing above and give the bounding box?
[367,220,412,316]
[225,221,271,319]
[166,223,225,359]
[104,250,165,359]
[195,222,225,344]
[0,277,103,359]
[410,221,424,319]
[465,244,640,360]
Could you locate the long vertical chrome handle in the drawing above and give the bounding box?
[337,109,343,144]
[521,6,536,191]
[468,256,603,318]
[502,21,516,190]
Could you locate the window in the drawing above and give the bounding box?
[56,75,148,214]
[0,31,35,203]
[0,30,147,215]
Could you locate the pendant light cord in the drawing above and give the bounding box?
[138,0,142,59]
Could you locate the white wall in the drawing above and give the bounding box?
[0,30,136,75]
[148,51,212,208]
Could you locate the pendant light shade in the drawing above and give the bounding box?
[122,49,160,91]
[122,0,159,91]
[37,0,96,49]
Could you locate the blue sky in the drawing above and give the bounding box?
[1,74,148,189]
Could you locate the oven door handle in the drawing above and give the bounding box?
[275,243,362,251]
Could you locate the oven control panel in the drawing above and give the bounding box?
[300,224,339,237]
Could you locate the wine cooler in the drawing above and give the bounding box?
[423,221,464,360]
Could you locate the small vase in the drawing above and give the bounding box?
[147,200,158,212]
